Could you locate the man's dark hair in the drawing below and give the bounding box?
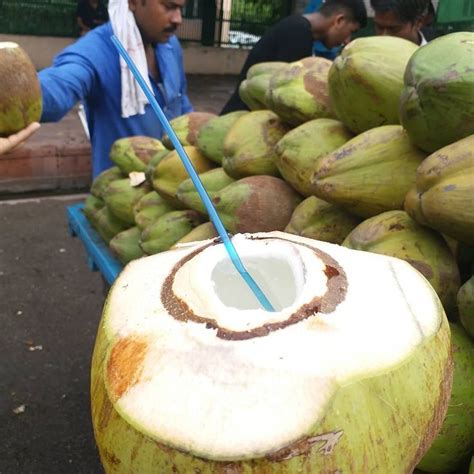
[370,0,430,23]
[319,0,368,28]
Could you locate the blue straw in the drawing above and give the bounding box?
[111,35,275,312]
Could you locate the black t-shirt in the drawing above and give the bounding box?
[221,15,314,114]
[77,1,109,30]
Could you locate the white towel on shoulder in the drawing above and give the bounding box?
[108,0,151,118]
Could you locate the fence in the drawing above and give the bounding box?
[0,0,294,47]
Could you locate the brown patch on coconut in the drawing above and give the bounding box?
[186,113,216,146]
[407,349,453,472]
[128,136,164,164]
[233,176,301,233]
[161,236,347,340]
[106,336,149,401]
[303,72,331,108]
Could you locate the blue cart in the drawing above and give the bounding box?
[67,203,123,286]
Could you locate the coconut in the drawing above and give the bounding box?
[275,118,353,196]
[239,62,289,111]
[342,210,461,316]
[328,36,417,134]
[212,176,302,233]
[285,196,361,245]
[110,136,166,174]
[176,168,235,215]
[416,324,474,473]
[400,32,474,153]
[139,210,205,255]
[173,222,218,247]
[92,207,130,244]
[310,125,426,218]
[152,146,215,207]
[133,191,176,231]
[103,178,151,226]
[0,42,42,136]
[404,135,474,246]
[90,166,124,199]
[458,277,474,339]
[265,57,334,126]
[109,227,145,265]
[91,231,452,472]
[196,111,248,164]
[162,112,217,149]
[223,110,289,179]
[83,194,105,226]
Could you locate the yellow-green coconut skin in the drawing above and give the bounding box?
[0,43,42,136]
[91,294,452,473]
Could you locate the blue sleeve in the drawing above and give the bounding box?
[175,40,193,114]
[39,48,98,122]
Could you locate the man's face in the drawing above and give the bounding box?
[129,0,185,44]
[374,10,422,44]
[323,16,360,49]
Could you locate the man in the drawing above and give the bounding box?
[76,0,109,36]
[40,0,192,178]
[220,0,367,115]
[370,0,431,45]
[0,123,40,155]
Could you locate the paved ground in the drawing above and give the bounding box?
[0,75,237,474]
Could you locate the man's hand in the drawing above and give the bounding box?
[0,122,40,155]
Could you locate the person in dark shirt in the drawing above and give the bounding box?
[370,0,432,45]
[220,0,367,115]
[77,0,109,36]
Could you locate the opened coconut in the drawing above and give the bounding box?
[91,231,452,472]
[0,42,42,136]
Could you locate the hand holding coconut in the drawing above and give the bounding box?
[0,122,40,155]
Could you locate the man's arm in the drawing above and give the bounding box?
[176,40,193,114]
[39,49,98,123]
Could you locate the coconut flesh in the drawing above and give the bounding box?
[92,231,452,472]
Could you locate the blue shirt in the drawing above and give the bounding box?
[39,23,193,178]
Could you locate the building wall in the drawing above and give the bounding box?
[0,33,248,75]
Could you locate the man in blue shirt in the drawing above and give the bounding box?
[39,0,192,178]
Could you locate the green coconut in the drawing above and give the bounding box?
[90,166,124,199]
[93,207,130,244]
[265,57,334,126]
[342,210,461,316]
[223,110,289,179]
[162,112,217,149]
[103,178,151,226]
[0,42,42,136]
[275,118,353,196]
[133,191,176,231]
[83,194,105,226]
[310,125,427,218]
[417,323,474,473]
[196,111,248,164]
[458,277,474,339]
[285,196,361,245]
[173,222,218,247]
[110,136,166,174]
[91,231,452,472]
[328,36,417,134]
[109,226,145,265]
[404,135,474,246]
[139,210,205,255]
[400,32,474,153]
[176,168,235,215]
[239,62,289,111]
[212,176,302,234]
[152,146,215,207]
